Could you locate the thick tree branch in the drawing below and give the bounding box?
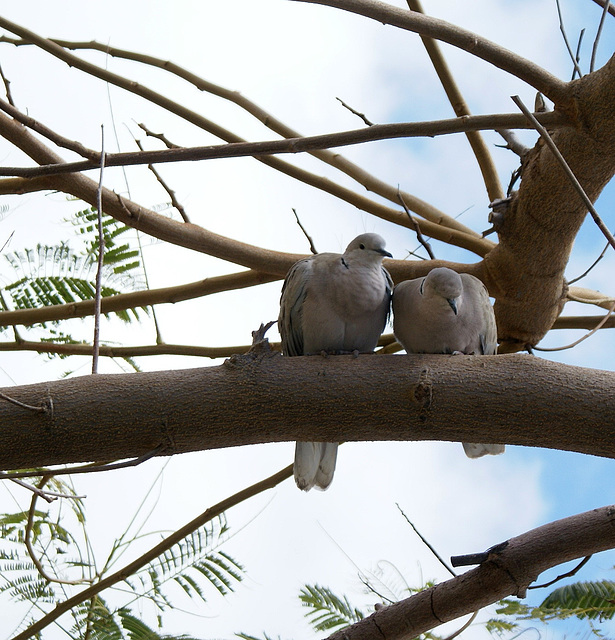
[293,0,571,107]
[0,352,614,470]
[327,505,615,640]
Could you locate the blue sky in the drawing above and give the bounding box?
[0,1,614,639]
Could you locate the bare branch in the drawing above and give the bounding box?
[11,462,294,640]
[397,189,436,259]
[335,96,374,126]
[406,0,504,203]
[591,0,615,18]
[556,0,585,79]
[92,125,106,374]
[591,0,610,72]
[0,112,567,179]
[291,208,318,254]
[292,0,570,106]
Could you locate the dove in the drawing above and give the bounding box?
[392,267,504,458]
[279,233,393,490]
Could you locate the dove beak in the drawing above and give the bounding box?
[447,298,458,315]
[378,249,393,258]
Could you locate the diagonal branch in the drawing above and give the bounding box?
[292,0,571,107]
[406,0,504,203]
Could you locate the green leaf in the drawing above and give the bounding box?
[299,584,365,632]
[538,580,615,621]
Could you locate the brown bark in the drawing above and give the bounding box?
[0,349,613,470]
[328,505,615,640]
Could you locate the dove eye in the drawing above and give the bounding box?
[359,243,365,250]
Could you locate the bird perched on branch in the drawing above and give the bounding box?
[392,266,504,458]
[279,233,393,491]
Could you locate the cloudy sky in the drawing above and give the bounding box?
[0,1,614,639]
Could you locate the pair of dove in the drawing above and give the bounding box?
[278,233,504,492]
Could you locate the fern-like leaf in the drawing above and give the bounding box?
[537,580,615,621]
[299,584,365,632]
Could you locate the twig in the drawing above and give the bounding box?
[24,476,92,585]
[571,29,586,81]
[442,611,479,640]
[591,0,610,72]
[0,63,15,106]
[336,97,374,126]
[9,477,85,500]
[396,503,456,577]
[92,126,106,375]
[495,129,530,158]
[512,94,615,251]
[11,462,294,640]
[134,137,190,222]
[534,299,615,351]
[0,390,46,413]
[137,122,180,148]
[528,555,592,589]
[398,189,436,259]
[0,445,165,480]
[291,208,318,254]
[567,241,610,284]
[555,0,585,79]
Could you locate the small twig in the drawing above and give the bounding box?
[495,129,530,158]
[534,299,615,351]
[556,0,584,78]
[528,555,592,589]
[291,208,318,254]
[451,541,509,568]
[512,95,615,251]
[24,476,91,585]
[335,96,374,126]
[135,137,190,222]
[0,63,15,106]
[396,503,456,577]
[571,28,586,81]
[442,611,479,640]
[0,445,165,480]
[397,189,436,259]
[137,122,180,148]
[591,0,610,72]
[568,241,610,285]
[9,478,85,501]
[0,390,46,413]
[92,125,106,375]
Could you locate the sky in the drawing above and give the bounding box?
[0,1,614,639]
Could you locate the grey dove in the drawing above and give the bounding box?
[392,267,504,458]
[279,233,393,490]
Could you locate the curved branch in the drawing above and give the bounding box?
[293,0,570,107]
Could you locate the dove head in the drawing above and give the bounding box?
[344,233,392,262]
[423,267,463,315]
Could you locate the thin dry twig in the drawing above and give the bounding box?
[512,94,615,251]
[556,0,585,79]
[0,390,46,413]
[92,126,106,375]
[0,63,15,106]
[291,208,318,254]
[0,446,165,481]
[24,476,91,585]
[137,122,180,148]
[534,299,615,351]
[591,0,610,72]
[12,462,294,640]
[528,554,592,590]
[591,0,615,17]
[398,189,436,259]
[571,28,586,81]
[568,241,610,285]
[135,137,190,222]
[336,96,374,126]
[397,503,456,577]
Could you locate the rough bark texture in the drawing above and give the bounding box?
[1,348,613,469]
[328,505,615,640]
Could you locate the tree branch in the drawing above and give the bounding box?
[292,0,571,107]
[2,352,615,470]
[327,505,615,640]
